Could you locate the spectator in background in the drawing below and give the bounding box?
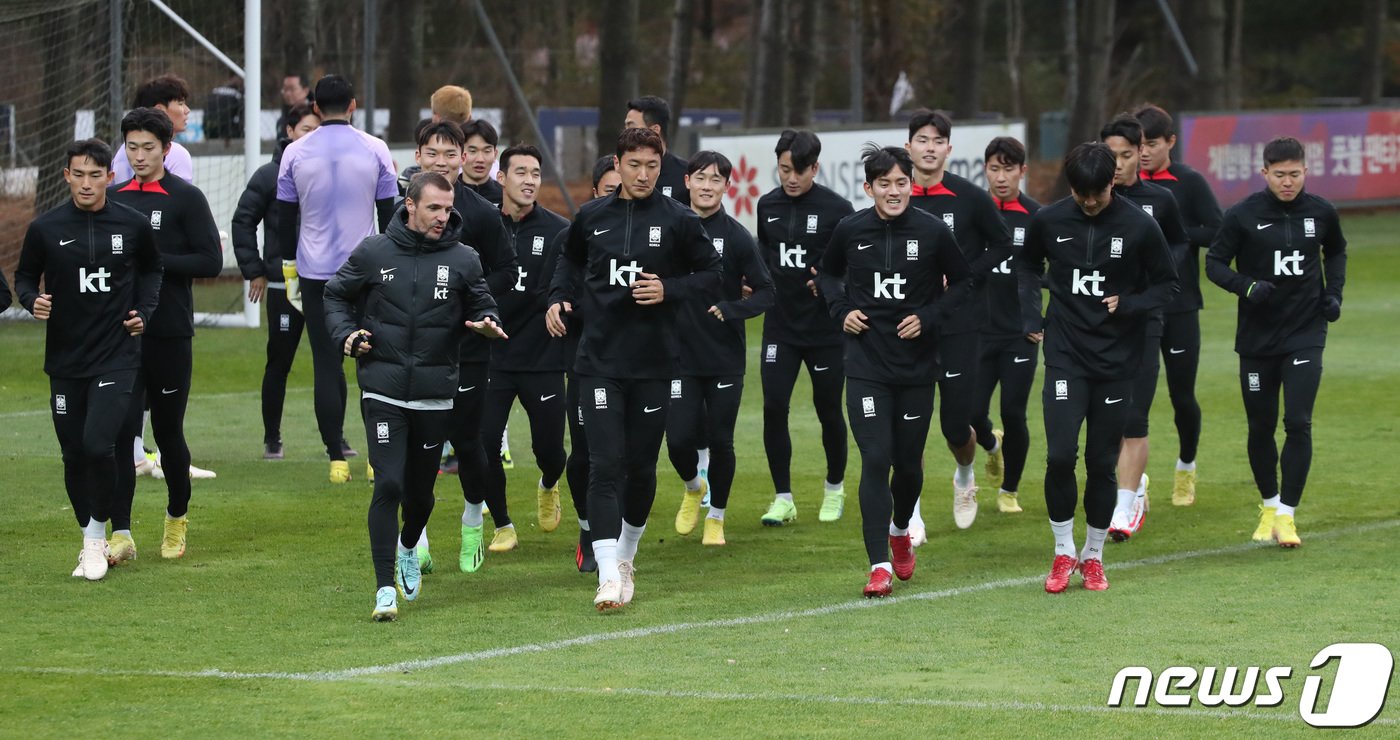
[277,73,312,133]
[205,74,243,141]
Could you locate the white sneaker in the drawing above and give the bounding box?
[80,537,109,581]
[909,514,928,548]
[371,586,398,621]
[1108,494,1135,542]
[150,456,165,480]
[594,580,624,611]
[71,550,85,578]
[188,463,217,480]
[952,475,979,529]
[134,454,157,477]
[618,559,636,604]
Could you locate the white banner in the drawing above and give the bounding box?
[699,121,1027,235]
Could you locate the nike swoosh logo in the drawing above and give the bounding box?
[60,239,76,246]
[1056,236,1073,243]
[857,243,873,250]
[945,371,962,378]
[1293,359,1310,365]
[1013,357,1030,363]
[1169,348,1186,354]
[422,442,440,449]
[161,388,179,395]
[813,366,829,372]
[902,414,921,420]
[1256,223,1273,230]
[593,228,611,236]
[380,268,396,275]
[97,381,115,387]
[540,394,556,402]
[643,406,662,413]
[458,386,476,392]
[716,382,735,389]
[1105,398,1124,404]
[767,217,781,223]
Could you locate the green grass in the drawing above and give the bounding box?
[3,214,1400,737]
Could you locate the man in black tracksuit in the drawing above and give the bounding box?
[668,151,775,546]
[1018,142,1177,594]
[1135,103,1223,506]
[1100,114,1191,542]
[15,138,162,581]
[905,109,1014,532]
[231,103,320,459]
[108,108,223,562]
[971,136,1042,518]
[625,95,690,205]
[820,145,971,599]
[1205,137,1345,549]
[755,130,853,527]
[546,127,721,611]
[478,145,571,551]
[324,172,503,622]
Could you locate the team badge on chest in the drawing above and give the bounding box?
[1110,237,1123,258]
[1013,227,1025,246]
[649,226,662,246]
[532,236,545,255]
[436,265,450,285]
[111,235,124,254]
[806,214,818,233]
[713,237,725,256]
[906,240,919,260]
[150,210,163,230]
[1304,218,1316,237]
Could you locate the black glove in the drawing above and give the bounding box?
[1245,280,1275,304]
[1321,296,1341,322]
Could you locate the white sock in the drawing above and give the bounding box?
[133,437,145,462]
[1082,526,1108,563]
[954,464,975,489]
[1261,494,1281,509]
[593,538,619,583]
[684,476,703,492]
[1136,475,1147,496]
[989,436,1001,455]
[113,528,131,539]
[1276,503,1296,517]
[999,488,1016,496]
[911,497,923,522]
[1050,518,1076,557]
[697,448,710,471]
[416,529,429,548]
[501,428,510,454]
[776,492,794,502]
[707,507,725,521]
[1116,488,1136,512]
[397,540,414,556]
[889,522,909,537]
[1176,459,1196,472]
[462,502,484,527]
[617,521,646,561]
[83,518,106,539]
[872,562,893,575]
[578,518,590,532]
[824,480,843,492]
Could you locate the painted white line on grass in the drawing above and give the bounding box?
[9,518,1398,686]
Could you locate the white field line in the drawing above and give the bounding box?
[9,518,1398,690]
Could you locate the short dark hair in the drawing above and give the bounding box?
[1263,136,1306,167]
[1063,142,1116,194]
[313,75,354,115]
[120,107,174,147]
[616,127,665,159]
[461,119,499,148]
[284,103,318,132]
[1099,113,1144,146]
[862,143,913,183]
[907,108,952,141]
[686,150,732,179]
[1133,103,1174,140]
[775,129,821,171]
[499,144,542,172]
[984,136,1027,167]
[66,138,113,171]
[285,73,310,89]
[133,74,189,108]
[627,95,672,136]
[591,155,616,189]
[417,120,465,150]
[406,170,454,203]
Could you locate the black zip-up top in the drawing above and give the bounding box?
[549,189,723,379]
[493,203,570,373]
[324,207,499,405]
[1114,181,1190,337]
[108,173,222,337]
[819,206,972,385]
[452,179,518,363]
[1017,195,1178,381]
[15,199,163,378]
[231,138,291,281]
[755,182,853,347]
[658,151,691,206]
[465,177,504,208]
[1205,188,1346,357]
[909,171,1014,335]
[1142,161,1222,312]
[987,193,1042,341]
[676,208,776,377]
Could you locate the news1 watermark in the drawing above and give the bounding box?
[1108,643,1394,727]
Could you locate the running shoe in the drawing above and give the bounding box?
[488,526,517,552]
[160,515,187,559]
[818,485,845,522]
[460,524,485,572]
[372,586,398,621]
[760,497,797,526]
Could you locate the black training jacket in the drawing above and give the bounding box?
[1142,162,1222,313]
[819,206,972,385]
[986,193,1042,341]
[324,207,499,404]
[549,189,722,379]
[1205,188,1346,357]
[231,138,290,281]
[464,178,504,209]
[109,174,222,337]
[1017,195,1178,381]
[675,208,775,377]
[1114,181,1190,337]
[452,179,518,363]
[755,183,853,347]
[492,204,571,373]
[909,171,1014,335]
[658,151,691,206]
[15,199,163,378]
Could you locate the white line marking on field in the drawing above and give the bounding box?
[9,519,1398,687]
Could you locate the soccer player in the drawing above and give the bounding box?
[108,108,223,562]
[460,119,504,206]
[592,156,622,198]
[755,130,853,526]
[668,151,775,546]
[1099,114,1191,542]
[478,144,570,551]
[1017,142,1177,593]
[15,138,162,580]
[1205,137,1346,548]
[324,171,505,621]
[113,75,194,183]
[278,74,399,483]
[970,136,1041,517]
[1135,103,1223,506]
[819,145,970,597]
[904,109,1014,533]
[232,103,320,460]
[546,127,721,610]
[624,95,690,205]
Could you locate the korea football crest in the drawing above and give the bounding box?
[806,214,818,234]
[1110,237,1123,258]
[713,237,725,256]
[1304,218,1316,237]
[111,234,124,254]
[1013,227,1025,246]
[376,421,390,443]
[906,240,919,260]
[649,226,662,247]
[150,210,163,230]
[532,236,545,255]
